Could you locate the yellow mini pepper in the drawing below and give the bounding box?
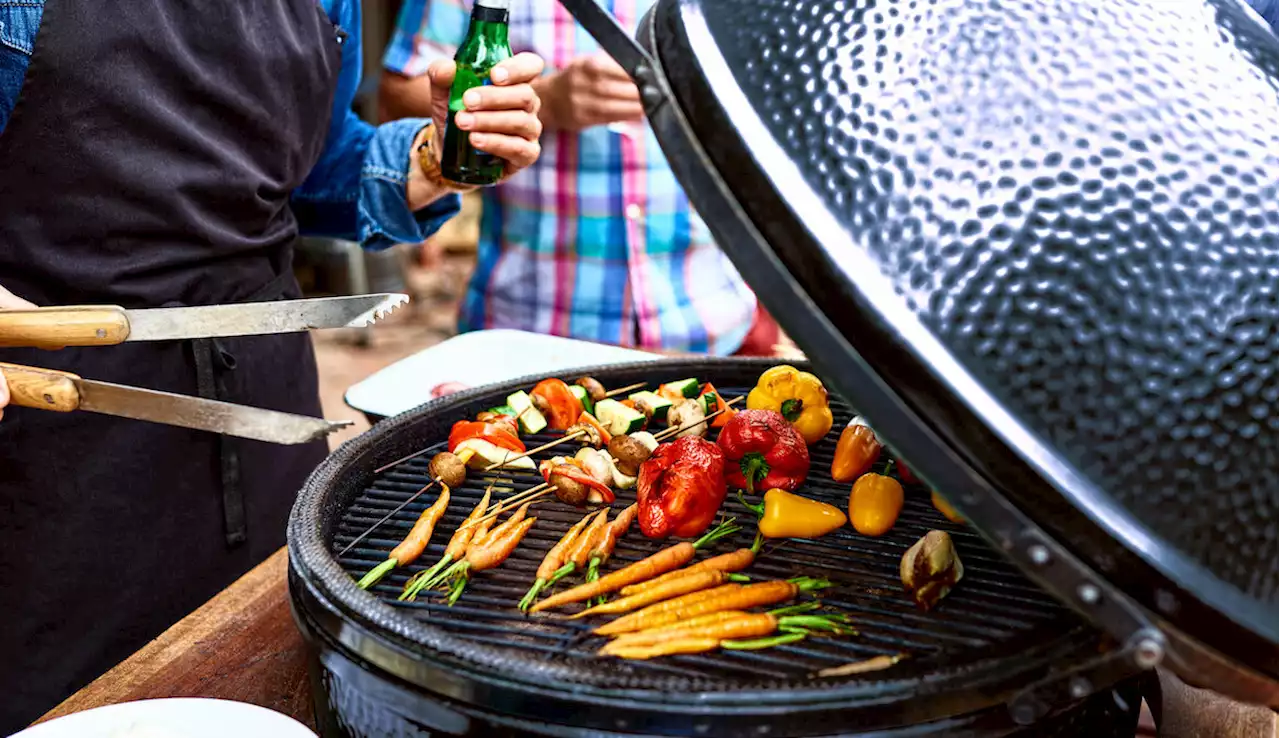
[740,489,847,539]
[746,365,834,444]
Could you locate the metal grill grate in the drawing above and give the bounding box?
[332,385,1083,683]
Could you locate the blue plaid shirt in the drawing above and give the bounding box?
[385,0,757,354]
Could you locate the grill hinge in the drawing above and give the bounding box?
[1007,628,1163,725]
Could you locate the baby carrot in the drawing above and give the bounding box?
[528,519,739,613]
[519,513,593,611]
[570,569,747,619]
[600,613,777,656]
[595,578,831,636]
[619,533,762,596]
[602,613,840,659]
[444,511,539,606]
[607,604,822,649]
[358,484,451,590]
[400,485,493,601]
[564,510,610,572]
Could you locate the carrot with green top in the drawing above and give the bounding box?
[518,512,594,611]
[400,484,493,601]
[358,484,451,590]
[619,532,763,597]
[585,503,639,584]
[570,569,749,618]
[594,577,831,636]
[606,603,820,648]
[600,609,852,659]
[528,518,739,613]
[557,509,610,581]
[441,502,537,605]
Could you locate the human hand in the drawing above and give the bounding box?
[0,284,34,423]
[536,54,644,133]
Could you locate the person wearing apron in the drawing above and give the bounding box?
[0,1,543,729]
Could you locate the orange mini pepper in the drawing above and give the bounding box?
[931,491,965,524]
[848,466,904,537]
[830,416,882,483]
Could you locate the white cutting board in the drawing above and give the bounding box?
[345,329,659,419]
[12,699,315,738]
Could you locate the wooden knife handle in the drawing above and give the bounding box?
[0,306,131,349]
[0,362,82,412]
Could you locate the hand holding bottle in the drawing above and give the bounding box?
[537,53,645,133]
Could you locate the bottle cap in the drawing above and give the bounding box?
[475,0,511,9]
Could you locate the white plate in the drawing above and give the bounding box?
[344,329,659,419]
[12,699,315,738]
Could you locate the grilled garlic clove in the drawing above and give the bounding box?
[900,530,964,611]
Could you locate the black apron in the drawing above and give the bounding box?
[0,1,342,730]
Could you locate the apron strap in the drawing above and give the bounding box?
[191,268,299,548]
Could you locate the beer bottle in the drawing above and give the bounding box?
[441,0,512,186]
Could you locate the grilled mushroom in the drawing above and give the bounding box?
[428,452,467,488]
[632,394,660,423]
[607,434,653,477]
[531,392,551,414]
[566,421,604,448]
[666,399,708,438]
[575,376,608,402]
[548,466,590,506]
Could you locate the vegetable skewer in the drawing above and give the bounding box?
[356,484,451,590]
[594,577,832,636]
[518,512,594,611]
[528,519,740,613]
[337,449,473,558]
[400,485,494,601]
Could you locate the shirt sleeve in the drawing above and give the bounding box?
[384,0,470,77]
[293,0,461,251]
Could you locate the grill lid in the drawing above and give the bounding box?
[555,0,1279,703]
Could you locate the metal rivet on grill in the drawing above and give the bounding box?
[1028,544,1051,566]
[95,328,107,338]
[1077,583,1100,605]
[1133,639,1164,669]
[1069,677,1091,699]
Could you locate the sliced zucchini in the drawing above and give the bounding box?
[568,384,594,415]
[487,404,516,417]
[506,390,548,435]
[595,398,646,435]
[699,391,720,416]
[661,378,701,398]
[629,391,673,423]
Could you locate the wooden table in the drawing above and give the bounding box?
[34,547,1275,737]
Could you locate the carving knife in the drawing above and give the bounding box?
[0,293,409,349]
[0,362,352,444]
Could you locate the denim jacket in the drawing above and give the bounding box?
[0,0,459,250]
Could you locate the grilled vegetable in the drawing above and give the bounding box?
[568,384,594,416]
[528,519,738,612]
[519,513,594,611]
[595,577,831,636]
[697,383,736,428]
[442,503,538,605]
[570,411,612,448]
[572,569,748,618]
[629,391,672,424]
[637,436,728,539]
[400,486,493,601]
[601,610,852,659]
[357,485,452,589]
[900,530,964,610]
[531,379,584,431]
[596,398,646,435]
[506,390,548,434]
[739,488,846,539]
[452,438,537,471]
[848,468,904,536]
[575,376,608,403]
[745,365,834,444]
[585,503,639,583]
[542,458,616,505]
[428,452,468,488]
[718,409,810,494]
[620,534,762,596]
[816,654,906,678]
[607,434,653,477]
[932,491,965,523]
[831,416,881,482]
[448,420,525,455]
[560,509,610,577]
[660,378,701,399]
[666,399,708,438]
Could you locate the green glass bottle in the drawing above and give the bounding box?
[441,0,512,186]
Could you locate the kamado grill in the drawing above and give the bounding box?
[287,0,1278,735]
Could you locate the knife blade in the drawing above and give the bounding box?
[0,293,409,349]
[1,362,351,444]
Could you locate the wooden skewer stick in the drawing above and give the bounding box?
[602,381,646,399]
[482,429,586,472]
[372,405,536,474]
[651,395,743,441]
[337,481,436,558]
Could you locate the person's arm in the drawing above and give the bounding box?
[295,0,541,250]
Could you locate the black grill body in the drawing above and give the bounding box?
[545,0,1278,702]
[289,359,1143,737]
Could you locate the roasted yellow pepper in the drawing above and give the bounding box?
[849,470,904,537]
[740,489,847,539]
[746,365,834,444]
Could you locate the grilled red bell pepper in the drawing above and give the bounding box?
[717,409,810,494]
[636,436,727,539]
[448,420,526,455]
[540,459,617,504]
[531,378,584,431]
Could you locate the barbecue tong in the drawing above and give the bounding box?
[0,294,408,444]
